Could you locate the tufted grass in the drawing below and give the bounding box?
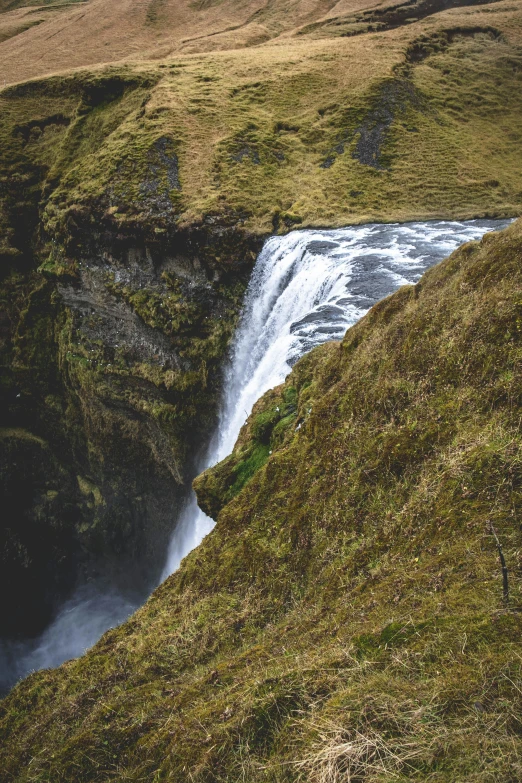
[1,216,522,782]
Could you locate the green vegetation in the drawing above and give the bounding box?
[0,0,522,770]
[196,385,299,517]
[2,220,522,781]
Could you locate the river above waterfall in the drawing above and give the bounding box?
[1,217,512,694]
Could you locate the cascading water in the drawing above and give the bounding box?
[162,217,511,576]
[1,218,511,693]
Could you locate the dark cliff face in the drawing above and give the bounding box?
[0,66,266,645]
[0,213,263,640]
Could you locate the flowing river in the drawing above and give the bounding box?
[0,217,511,693]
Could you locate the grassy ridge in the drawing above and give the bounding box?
[1,2,522,255]
[1,219,522,781]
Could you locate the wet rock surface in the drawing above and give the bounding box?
[352,80,421,168]
[319,25,499,171]
[140,137,182,214]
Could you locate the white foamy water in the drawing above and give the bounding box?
[161,217,511,576]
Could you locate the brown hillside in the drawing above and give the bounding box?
[1,0,516,85]
[0,0,382,85]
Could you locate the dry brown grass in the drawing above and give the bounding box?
[0,0,384,86]
[2,0,521,88]
[296,720,427,782]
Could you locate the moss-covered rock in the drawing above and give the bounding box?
[0,62,267,641]
[195,385,299,518]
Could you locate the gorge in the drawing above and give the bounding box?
[1,0,522,778]
[2,216,522,780]
[2,217,509,695]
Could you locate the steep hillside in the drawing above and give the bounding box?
[1,219,521,781]
[1,0,521,644]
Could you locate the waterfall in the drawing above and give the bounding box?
[1,218,510,693]
[161,217,511,576]
[0,583,137,695]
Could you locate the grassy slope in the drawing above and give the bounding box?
[1,218,522,781]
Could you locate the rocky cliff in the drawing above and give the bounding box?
[0,70,263,639]
[1,219,260,641]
